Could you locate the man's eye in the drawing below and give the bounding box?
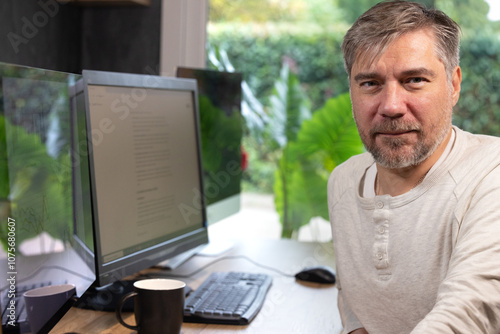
[361,81,378,87]
[407,77,426,84]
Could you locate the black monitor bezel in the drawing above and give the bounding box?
[81,70,209,287]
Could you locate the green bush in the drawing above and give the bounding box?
[209,22,500,238]
[209,24,500,137]
[454,34,500,136]
[209,23,349,112]
[274,93,364,238]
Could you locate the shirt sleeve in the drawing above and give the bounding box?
[337,273,364,333]
[411,165,500,333]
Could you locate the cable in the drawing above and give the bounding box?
[147,255,295,279]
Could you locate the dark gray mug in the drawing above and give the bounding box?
[24,284,76,334]
[116,278,185,334]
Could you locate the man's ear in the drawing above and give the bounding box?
[451,66,462,106]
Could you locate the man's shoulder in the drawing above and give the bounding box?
[455,127,500,162]
[332,152,372,176]
[328,152,372,190]
[451,127,500,185]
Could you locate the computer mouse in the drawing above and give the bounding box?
[295,265,336,284]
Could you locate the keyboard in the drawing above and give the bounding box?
[183,271,272,325]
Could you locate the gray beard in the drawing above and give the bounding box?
[365,120,450,169]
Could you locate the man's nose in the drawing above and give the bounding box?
[378,82,406,118]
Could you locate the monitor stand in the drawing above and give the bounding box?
[78,240,234,312]
[156,239,234,269]
[77,280,137,312]
[77,279,193,312]
[198,239,234,256]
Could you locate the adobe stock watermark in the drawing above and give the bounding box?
[5,217,17,328]
[8,0,64,54]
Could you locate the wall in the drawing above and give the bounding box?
[0,0,82,73]
[81,0,161,74]
[160,0,207,76]
[0,0,161,75]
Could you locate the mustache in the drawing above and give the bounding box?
[369,120,422,137]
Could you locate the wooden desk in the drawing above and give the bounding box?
[50,238,343,333]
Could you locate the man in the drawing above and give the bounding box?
[328,1,500,333]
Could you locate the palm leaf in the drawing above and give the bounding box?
[267,64,311,148]
[296,92,364,171]
[274,93,364,238]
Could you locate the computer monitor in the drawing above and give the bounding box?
[80,70,209,287]
[0,62,96,333]
[176,67,243,225]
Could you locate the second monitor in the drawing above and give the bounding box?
[176,67,244,225]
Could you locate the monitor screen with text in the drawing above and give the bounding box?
[82,71,208,286]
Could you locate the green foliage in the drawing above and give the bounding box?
[210,0,495,30]
[0,115,72,250]
[296,93,364,171]
[241,135,277,193]
[0,116,8,200]
[267,64,310,237]
[274,143,329,238]
[207,43,268,140]
[274,93,364,238]
[436,0,494,37]
[208,0,500,238]
[209,12,500,141]
[0,64,75,250]
[210,0,299,23]
[208,24,349,112]
[336,0,381,23]
[208,0,500,114]
[206,44,272,193]
[267,64,311,148]
[210,0,344,24]
[453,34,500,135]
[198,95,244,204]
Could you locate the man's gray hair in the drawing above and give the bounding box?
[342,0,461,80]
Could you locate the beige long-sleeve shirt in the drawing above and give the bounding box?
[328,126,500,334]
